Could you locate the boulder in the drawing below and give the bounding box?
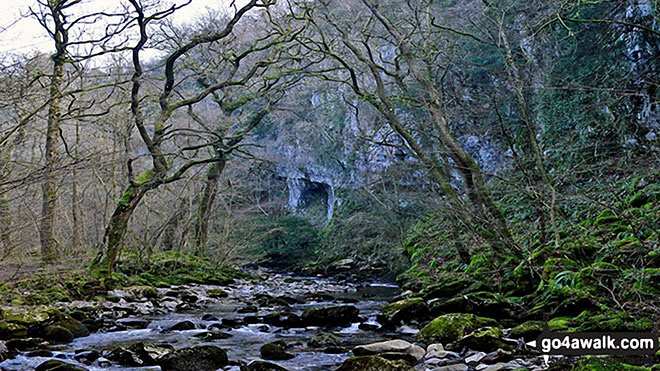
[260,342,295,361]
[456,327,512,352]
[377,298,429,328]
[300,305,360,327]
[417,313,497,345]
[308,333,340,348]
[125,285,160,300]
[509,320,545,341]
[43,325,74,343]
[158,345,228,371]
[206,289,229,298]
[264,312,302,328]
[336,356,414,371]
[165,320,196,331]
[353,340,425,365]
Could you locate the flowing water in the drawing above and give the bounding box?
[0,273,401,371]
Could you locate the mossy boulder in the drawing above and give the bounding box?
[547,316,575,332]
[377,298,429,328]
[429,291,520,320]
[456,326,511,352]
[0,321,28,340]
[509,320,545,341]
[43,325,74,343]
[125,285,159,300]
[416,313,497,344]
[336,356,414,371]
[301,305,360,327]
[308,332,340,348]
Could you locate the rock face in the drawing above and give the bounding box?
[158,345,228,371]
[336,356,415,371]
[300,305,360,327]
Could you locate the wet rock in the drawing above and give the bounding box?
[300,305,360,327]
[192,331,233,340]
[353,339,425,364]
[323,346,348,354]
[358,323,380,331]
[221,318,243,328]
[6,337,41,351]
[241,360,289,371]
[117,317,150,329]
[260,342,295,360]
[308,332,340,348]
[481,349,513,364]
[158,345,228,371]
[336,356,414,371]
[265,297,291,307]
[237,305,258,314]
[165,320,196,331]
[35,360,88,371]
[207,289,229,298]
[377,298,429,328]
[465,351,486,364]
[243,315,260,324]
[26,349,53,357]
[263,312,302,328]
[108,342,173,367]
[201,314,218,321]
[73,350,101,364]
[43,325,74,343]
[417,313,497,345]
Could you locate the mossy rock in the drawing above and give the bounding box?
[126,286,159,300]
[547,316,575,332]
[416,313,497,344]
[558,358,652,371]
[43,325,74,343]
[429,291,520,320]
[419,276,473,301]
[509,320,545,341]
[575,311,654,332]
[207,289,229,299]
[336,356,414,371]
[301,305,360,327]
[456,326,511,352]
[0,321,28,340]
[377,298,429,328]
[635,268,660,294]
[542,258,579,283]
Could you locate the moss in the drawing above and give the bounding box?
[0,321,28,340]
[543,258,579,283]
[548,316,575,332]
[628,192,648,207]
[207,289,229,298]
[594,210,618,226]
[337,356,414,371]
[416,313,497,344]
[509,320,545,340]
[457,326,510,352]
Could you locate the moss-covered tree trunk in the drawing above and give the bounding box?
[193,158,226,252]
[91,181,149,279]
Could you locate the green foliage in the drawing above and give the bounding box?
[253,216,319,267]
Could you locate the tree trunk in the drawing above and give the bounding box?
[40,57,64,262]
[193,158,226,252]
[91,180,148,279]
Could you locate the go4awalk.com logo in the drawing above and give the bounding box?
[527,328,659,366]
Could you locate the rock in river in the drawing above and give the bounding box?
[158,345,228,371]
[300,305,360,327]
